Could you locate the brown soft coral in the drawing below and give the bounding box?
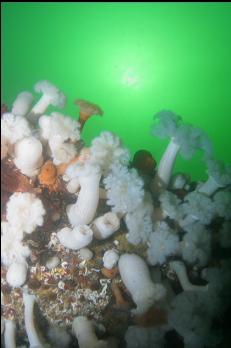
[1,159,37,217]
[38,160,62,192]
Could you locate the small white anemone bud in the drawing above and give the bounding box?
[72,316,108,348]
[46,256,60,270]
[6,192,45,235]
[6,261,28,287]
[1,112,32,145]
[78,248,93,261]
[91,212,120,240]
[103,249,119,269]
[57,225,93,250]
[118,253,166,315]
[169,260,208,291]
[12,91,34,117]
[13,136,43,177]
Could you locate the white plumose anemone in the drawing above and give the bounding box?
[39,112,81,143]
[104,164,144,214]
[2,112,32,143]
[1,230,30,267]
[31,80,66,116]
[147,222,180,266]
[6,193,45,234]
[89,131,130,175]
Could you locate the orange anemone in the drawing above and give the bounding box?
[75,99,103,129]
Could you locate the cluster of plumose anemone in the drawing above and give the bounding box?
[1,80,231,348]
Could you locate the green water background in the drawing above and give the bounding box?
[1,2,231,181]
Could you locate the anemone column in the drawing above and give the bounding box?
[152,139,180,194]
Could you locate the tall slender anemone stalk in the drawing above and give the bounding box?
[151,110,213,196]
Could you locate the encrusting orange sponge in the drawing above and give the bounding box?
[38,160,61,191]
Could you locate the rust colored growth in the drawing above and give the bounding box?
[1,191,10,218]
[3,307,16,320]
[1,266,7,280]
[111,280,130,310]
[1,159,35,193]
[1,103,7,116]
[101,267,119,279]
[75,99,103,129]
[64,279,78,291]
[1,283,12,297]
[67,295,77,303]
[75,273,92,289]
[70,255,80,268]
[29,249,42,264]
[27,276,42,290]
[40,200,63,233]
[133,305,168,327]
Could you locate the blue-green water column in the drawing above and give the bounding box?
[1,2,231,180]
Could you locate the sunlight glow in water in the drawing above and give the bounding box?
[121,67,140,87]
